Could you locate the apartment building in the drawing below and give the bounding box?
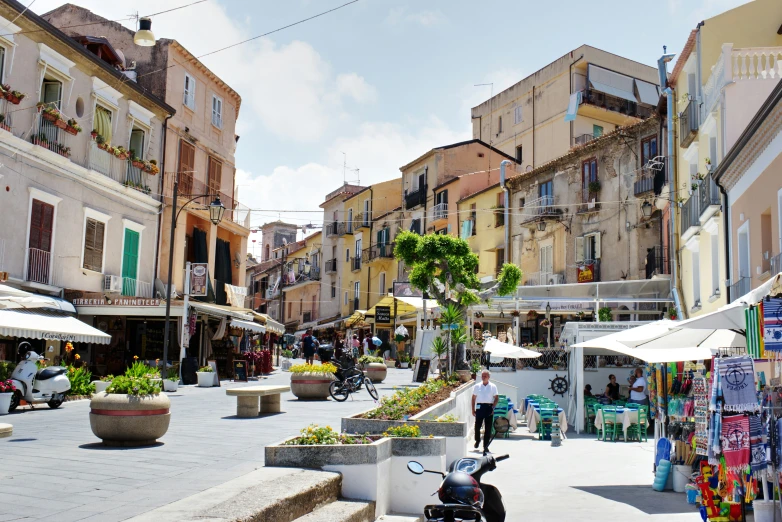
[43,4,250,307]
[506,117,666,296]
[247,220,298,315]
[279,232,322,330]
[0,1,173,298]
[471,45,660,169]
[457,183,508,281]
[670,0,782,315]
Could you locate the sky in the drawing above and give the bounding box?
[33,0,752,256]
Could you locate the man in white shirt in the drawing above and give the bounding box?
[472,370,499,455]
[629,367,648,406]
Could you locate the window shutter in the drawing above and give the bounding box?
[575,236,585,263]
[83,218,105,272]
[594,232,602,259]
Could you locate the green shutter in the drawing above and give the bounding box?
[122,229,140,296]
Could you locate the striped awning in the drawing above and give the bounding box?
[0,308,111,344]
[231,319,265,334]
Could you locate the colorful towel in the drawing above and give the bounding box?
[719,356,760,413]
[720,415,750,473]
[749,415,767,472]
[710,357,721,412]
[764,298,782,353]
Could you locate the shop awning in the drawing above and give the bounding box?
[366,296,439,317]
[189,301,253,321]
[345,310,367,328]
[0,308,111,344]
[0,285,76,312]
[231,319,266,334]
[313,318,344,331]
[252,312,285,335]
[588,64,637,104]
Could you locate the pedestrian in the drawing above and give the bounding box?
[471,369,499,456]
[302,329,316,365]
[351,334,360,363]
[629,367,648,407]
[363,335,370,356]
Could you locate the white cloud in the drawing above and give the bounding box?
[667,0,754,21]
[336,73,378,104]
[386,7,447,26]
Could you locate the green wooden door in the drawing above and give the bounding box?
[121,229,140,296]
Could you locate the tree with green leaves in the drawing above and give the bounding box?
[394,231,522,370]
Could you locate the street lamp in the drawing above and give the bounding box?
[641,201,653,219]
[162,180,226,381]
[545,302,552,349]
[133,17,156,47]
[537,220,547,232]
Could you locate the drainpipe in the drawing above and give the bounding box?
[500,160,511,265]
[422,165,429,234]
[658,52,684,319]
[716,179,731,302]
[154,115,174,284]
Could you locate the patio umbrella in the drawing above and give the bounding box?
[483,338,542,359]
[619,328,746,351]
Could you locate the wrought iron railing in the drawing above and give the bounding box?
[432,202,448,220]
[771,252,782,276]
[121,277,152,298]
[680,195,700,238]
[729,277,751,303]
[698,175,721,220]
[679,99,699,148]
[645,246,668,279]
[363,242,395,263]
[405,185,427,210]
[634,176,654,195]
[325,258,337,273]
[32,109,80,163]
[27,247,55,286]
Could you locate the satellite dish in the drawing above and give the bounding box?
[155,279,178,299]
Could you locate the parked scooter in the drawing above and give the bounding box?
[9,342,70,411]
[407,453,508,522]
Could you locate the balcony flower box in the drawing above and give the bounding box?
[54,118,68,130]
[131,159,145,169]
[42,111,58,124]
[64,118,81,136]
[143,161,160,175]
[4,91,24,105]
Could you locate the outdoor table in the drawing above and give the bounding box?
[506,409,518,429]
[526,404,567,434]
[594,407,640,441]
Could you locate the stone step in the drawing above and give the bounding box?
[375,514,424,522]
[293,499,376,522]
[127,467,341,522]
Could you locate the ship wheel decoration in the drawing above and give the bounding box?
[549,374,569,397]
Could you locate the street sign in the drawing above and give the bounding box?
[233,360,248,382]
[375,306,391,323]
[190,263,208,296]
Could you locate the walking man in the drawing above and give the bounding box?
[302,329,316,365]
[472,370,499,456]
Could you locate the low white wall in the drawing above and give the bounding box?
[445,436,467,466]
[389,454,445,515]
[490,367,636,403]
[493,379,519,404]
[323,459,391,518]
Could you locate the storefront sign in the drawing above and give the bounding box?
[72,297,161,306]
[577,263,596,283]
[42,332,77,341]
[233,360,248,382]
[190,263,208,297]
[375,306,391,324]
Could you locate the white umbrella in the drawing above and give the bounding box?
[483,338,542,359]
[0,284,58,310]
[620,328,746,351]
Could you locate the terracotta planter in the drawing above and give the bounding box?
[97,142,108,151]
[42,112,57,123]
[54,118,67,130]
[365,363,387,383]
[64,125,78,136]
[132,160,145,169]
[290,372,333,400]
[5,93,21,105]
[89,392,170,446]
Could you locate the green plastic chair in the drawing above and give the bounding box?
[600,407,619,442]
[592,403,604,438]
[625,405,649,442]
[585,402,599,435]
[492,402,511,439]
[538,408,556,440]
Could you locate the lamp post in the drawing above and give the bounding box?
[545,302,552,349]
[162,179,225,380]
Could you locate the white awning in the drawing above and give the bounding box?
[0,308,111,344]
[189,301,253,321]
[0,285,76,313]
[635,79,660,105]
[313,319,344,331]
[588,64,637,103]
[231,319,265,334]
[484,338,542,359]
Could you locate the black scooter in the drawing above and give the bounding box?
[407,454,508,522]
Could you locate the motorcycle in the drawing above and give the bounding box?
[9,343,71,412]
[407,453,508,522]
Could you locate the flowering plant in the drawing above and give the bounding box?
[283,424,374,446]
[106,375,160,396]
[0,379,16,393]
[289,363,336,375]
[539,319,552,328]
[66,118,82,132]
[198,365,214,373]
[383,424,421,438]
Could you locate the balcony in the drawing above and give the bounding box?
[521,195,560,224]
[121,277,153,298]
[698,175,721,223]
[166,171,241,225]
[645,246,669,279]
[581,88,654,120]
[680,195,701,243]
[337,222,352,236]
[524,272,565,286]
[494,207,505,227]
[634,176,654,196]
[432,202,448,221]
[326,222,338,237]
[350,297,360,314]
[325,258,337,274]
[363,242,396,264]
[729,277,751,303]
[351,256,361,272]
[26,247,58,287]
[679,100,699,149]
[284,266,321,287]
[771,252,782,276]
[355,212,371,229]
[405,185,427,210]
[31,108,81,164]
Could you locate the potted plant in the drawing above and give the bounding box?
[470,359,481,380]
[588,180,601,194]
[89,375,169,446]
[289,363,336,400]
[143,159,160,175]
[358,355,386,382]
[598,307,612,323]
[131,155,145,169]
[93,374,113,394]
[0,379,16,415]
[397,351,410,369]
[163,365,179,392]
[4,89,24,105]
[113,146,129,160]
[95,134,108,150]
[64,118,81,135]
[196,365,214,387]
[668,308,678,320]
[90,129,98,139]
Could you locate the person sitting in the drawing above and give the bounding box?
[583,384,594,397]
[605,374,620,401]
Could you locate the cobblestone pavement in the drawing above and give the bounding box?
[0,364,415,522]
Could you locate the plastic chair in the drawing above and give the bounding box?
[626,405,649,442]
[600,407,619,442]
[538,408,555,440]
[586,402,598,435]
[492,403,511,439]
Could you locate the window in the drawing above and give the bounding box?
[353,281,360,309]
[348,209,353,232]
[183,73,196,110]
[207,156,222,196]
[593,125,603,138]
[711,234,720,296]
[515,145,523,163]
[498,116,503,134]
[410,218,421,235]
[93,104,112,144]
[540,244,553,278]
[355,238,362,269]
[211,95,223,128]
[495,192,506,227]
[514,105,523,125]
[83,218,106,272]
[121,227,140,296]
[344,291,348,306]
[363,199,370,225]
[519,198,525,209]
[264,244,270,261]
[379,272,386,297]
[582,158,598,203]
[641,135,658,169]
[470,203,477,236]
[346,248,350,262]
[129,127,145,160]
[496,248,505,274]
[331,282,336,298]
[0,46,5,84]
[178,140,195,193]
[738,221,750,282]
[575,232,601,263]
[539,180,552,199]
[709,136,717,170]
[692,250,701,306]
[41,79,62,109]
[287,302,292,320]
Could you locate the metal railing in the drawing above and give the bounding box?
[581,88,654,119]
[680,195,700,238]
[337,222,352,236]
[325,258,337,273]
[121,277,152,298]
[645,246,668,279]
[326,222,338,237]
[32,109,80,163]
[0,98,13,134]
[363,242,395,263]
[405,185,427,210]
[634,176,654,195]
[729,277,751,303]
[355,212,371,228]
[771,252,782,276]
[432,202,448,220]
[679,100,699,148]
[523,195,556,219]
[573,133,597,147]
[698,175,721,220]
[26,248,56,286]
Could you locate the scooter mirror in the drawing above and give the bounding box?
[407,461,424,475]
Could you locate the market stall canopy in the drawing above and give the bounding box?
[0,308,111,344]
[186,301,253,321]
[254,313,284,335]
[483,338,542,359]
[231,319,265,334]
[345,310,366,328]
[366,295,439,318]
[313,318,344,331]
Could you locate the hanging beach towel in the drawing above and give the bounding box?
[720,415,750,473]
[763,297,782,353]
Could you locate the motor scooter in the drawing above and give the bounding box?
[407,453,508,522]
[9,343,70,412]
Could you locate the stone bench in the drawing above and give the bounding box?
[226,385,290,418]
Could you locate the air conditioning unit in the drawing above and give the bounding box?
[103,275,122,293]
[547,274,563,285]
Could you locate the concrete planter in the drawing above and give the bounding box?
[163,379,178,392]
[290,372,334,400]
[389,437,446,515]
[384,360,396,369]
[196,372,213,387]
[93,381,111,393]
[364,363,387,383]
[0,393,11,415]
[89,392,171,446]
[399,362,409,369]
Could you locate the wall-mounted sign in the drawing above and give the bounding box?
[72,297,161,307]
[375,306,391,324]
[577,263,596,283]
[190,263,208,297]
